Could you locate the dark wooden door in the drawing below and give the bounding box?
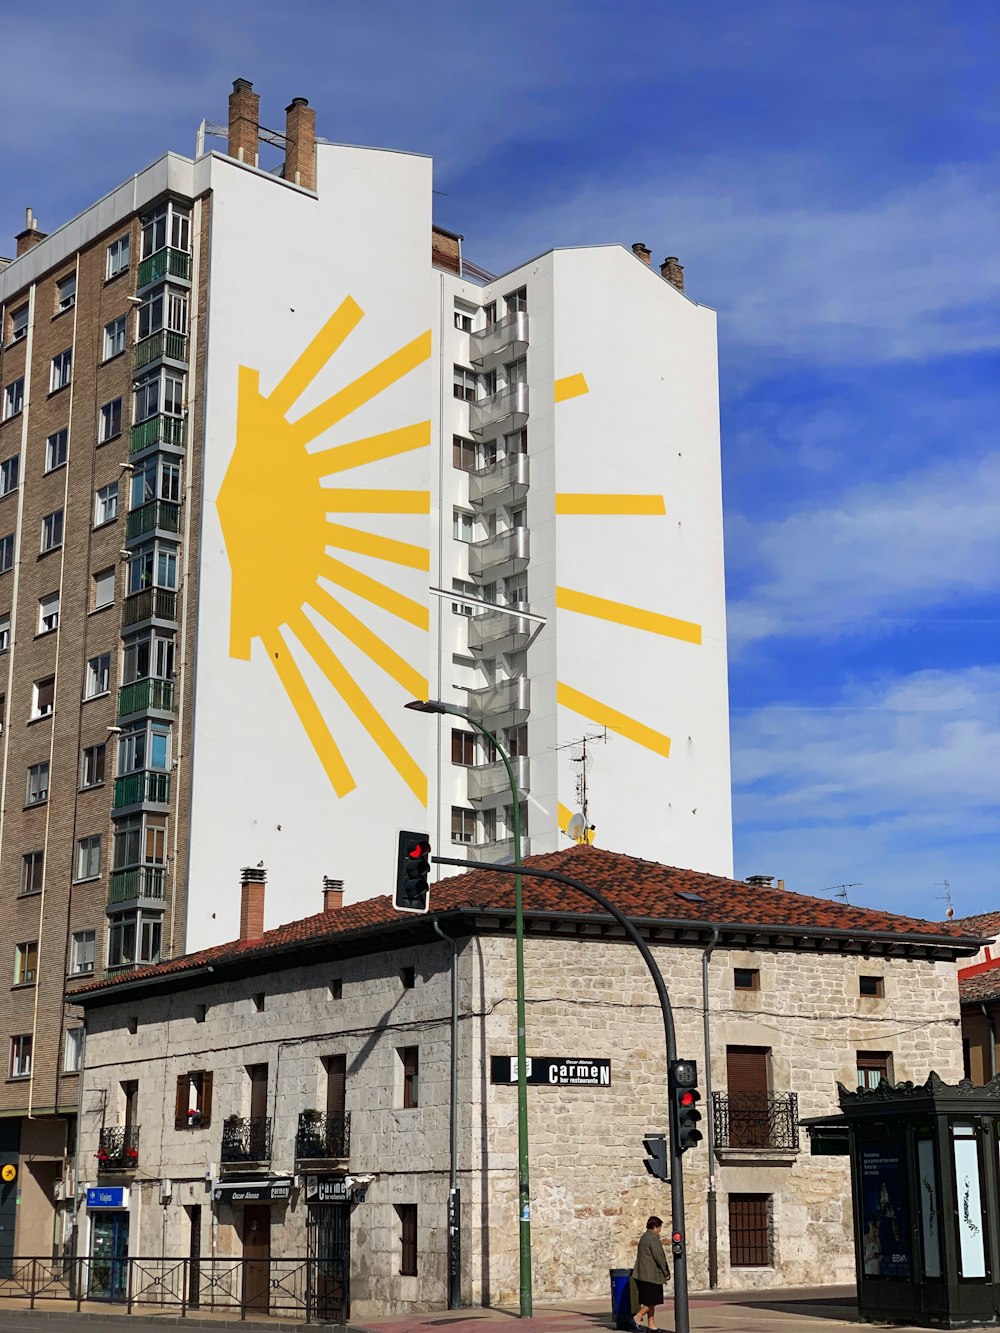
[726,1047,770,1147]
[242,1205,271,1313]
[187,1204,201,1307]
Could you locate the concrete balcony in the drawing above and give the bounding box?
[467,836,531,864]
[133,329,188,371]
[117,677,175,718]
[112,770,170,810]
[469,453,529,509]
[468,606,532,655]
[129,413,185,456]
[469,383,529,438]
[107,865,166,907]
[469,310,529,370]
[122,587,177,629]
[468,528,529,582]
[468,754,529,804]
[464,676,530,730]
[126,498,180,542]
[136,247,191,290]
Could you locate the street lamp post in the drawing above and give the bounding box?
[406,699,532,1318]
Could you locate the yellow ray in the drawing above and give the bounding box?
[321,489,430,514]
[289,330,433,449]
[558,801,573,832]
[558,682,671,759]
[555,494,666,516]
[292,611,427,806]
[322,555,429,630]
[307,587,428,699]
[263,629,356,796]
[325,522,430,571]
[557,587,701,645]
[269,297,365,417]
[308,421,431,477]
[554,373,589,403]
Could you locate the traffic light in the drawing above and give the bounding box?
[393,831,431,913]
[669,1058,703,1154]
[642,1132,669,1181]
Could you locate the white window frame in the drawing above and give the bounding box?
[103,315,126,361]
[453,508,476,543]
[9,1034,32,1079]
[451,805,476,844]
[10,306,28,344]
[106,235,130,279]
[31,676,55,719]
[0,534,13,573]
[64,1027,84,1073]
[41,510,64,553]
[108,909,162,968]
[0,456,18,496]
[71,930,96,975]
[93,567,115,611]
[451,579,476,617]
[99,397,123,443]
[75,834,102,882]
[3,378,24,420]
[45,428,68,473]
[14,941,38,986]
[38,592,60,634]
[452,365,478,402]
[94,482,118,527]
[20,849,44,894]
[0,613,9,652]
[80,744,106,790]
[56,274,76,312]
[84,653,111,700]
[50,349,72,392]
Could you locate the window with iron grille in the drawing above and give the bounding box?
[729,1194,772,1267]
[397,1204,418,1276]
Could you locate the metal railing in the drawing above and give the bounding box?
[468,605,532,653]
[130,413,185,454]
[137,247,191,288]
[122,587,177,627]
[469,309,529,367]
[468,527,529,578]
[464,676,530,726]
[97,1125,140,1170]
[126,498,181,541]
[133,330,188,371]
[469,452,529,507]
[468,754,529,803]
[107,865,166,905]
[113,771,170,809]
[118,677,175,716]
[220,1116,273,1165]
[467,836,531,864]
[294,1110,351,1160]
[712,1091,799,1150]
[469,383,529,437]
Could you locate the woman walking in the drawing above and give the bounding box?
[633,1215,670,1331]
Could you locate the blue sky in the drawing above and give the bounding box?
[2,1,996,920]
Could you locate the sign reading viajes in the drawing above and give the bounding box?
[491,1056,611,1087]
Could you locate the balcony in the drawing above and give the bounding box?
[133,329,189,371]
[468,605,533,655]
[113,770,170,810]
[221,1116,272,1169]
[107,865,166,907]
[464,676,530,730]
[130,414,185,455]
[469,383,529,438]
[468,754,529,804]
[470,310,529,369]
[469,453,530,509]
[136,247,191,289]
[294,1111,351,1164]
[468,528,529,582]
[97,1126,139,1171]
[467,836,531,864]
[118,677,175,718]
[122,587,177,628]
[712,1092,799,1151]
[126,498,181,542]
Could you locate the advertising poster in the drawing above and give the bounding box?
[953,1125,986,1278]
[860,1141,911,1278]
[916,1137,942,1278]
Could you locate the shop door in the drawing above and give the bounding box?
[308,1204,350,1323]
[242,1205,271,1313]
[187,1203,201,1308]
[89,1212,129,1301]
[726,1046,770,1148]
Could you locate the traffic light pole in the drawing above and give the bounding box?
[432,856,692,1333]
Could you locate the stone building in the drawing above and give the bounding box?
[68,847,979,1320]
[949,911,1000,1084]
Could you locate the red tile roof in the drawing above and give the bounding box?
[73,846,983,1001]
[951,910,1000,941]
[959,967,1000,1004]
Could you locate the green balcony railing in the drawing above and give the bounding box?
[130,414,185,455]
[122,588,177,628]
[137,247,191,289]
[133,330,188,371]
[108,865,167,905]
[113,771,170,809]
[126,499,180,541]
[117,678,175,717]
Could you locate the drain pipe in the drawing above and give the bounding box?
[702,926,721,1288]
[980,1004,996,1081]
[433,920,461,1308]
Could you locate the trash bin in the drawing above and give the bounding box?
[610,1267,634,1330]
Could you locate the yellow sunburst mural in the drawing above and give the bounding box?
[217,296,431,805]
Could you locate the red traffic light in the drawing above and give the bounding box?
[680,1090,696,1107]
[408,842,429,859]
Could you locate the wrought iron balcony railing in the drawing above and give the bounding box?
[97,1125,140,1171]
[220,1116,272,1165]
[712,1092,799,1150]
[126,499,181,541]
[133,330,189,371]
[137,247,191,289]
[113,771,170,810]
[118,677,175,717]
[469,310,529,368]
[107,865,166,906]
[122,587,177,628]
[294,1111,351,1161]
[130,413,185,455]
[469,383,529,438]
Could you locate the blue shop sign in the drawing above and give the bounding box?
[86,1186,128,1209]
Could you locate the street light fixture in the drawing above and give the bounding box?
[405,697,533,1318]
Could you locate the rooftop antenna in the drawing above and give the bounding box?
[556,729,607,841]
[806,882,861,904]
[936,880,954,919]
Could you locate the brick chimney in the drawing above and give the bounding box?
[323,877,344,912]
[631,242,652,266]
[15,208,46,257]
[284,97,316,191]
[239,866,267,941]
[228,78,260,167]
[660,256,685,292]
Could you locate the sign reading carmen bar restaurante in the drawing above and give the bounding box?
[490,1056,611,1086]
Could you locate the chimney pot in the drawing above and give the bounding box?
[631,242,652,266]
[15,209,47,257]
[287,96,309,109]
[228,78,260,168]
[745,874,775,888]
[239,866,266,941]
[323,877,344,912]
[660,256,685,292]
[233,78,254,92]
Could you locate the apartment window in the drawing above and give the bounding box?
[397,1204,418,1276]
[503,801,529,838]
[729,1194,772,1267]
[399,1045,419,1108]
[98,398,123,443]
[32,676,55,720]
[857,1051,893,1090]
[504,358,527,391]
[483,301,497,328]
[504,723,528,758]
[0,456,18,497]
[64,1028,84,1073]
[133,369,184,422]
[107,235,130,279]
[93,567,115,611]
[108,909,162,968]
[103,315,127,361]
[71,930,96,975]
[140,201,190,258]
[329,979,343,1000]
[20,850,44,895]
[14,941,38,986]
[38,592,60,634]
[56,274,76,312]
[734,968,760,991]
[26,761,49,806]
[9,305,28,344]
[505,286,527,314]
[50,349,72,392]
[128,541,177,593]
[453,508,476,543]
[41,509,64,553]
[253,993,266,1013]
[117,719,170,773]
[400,966,415,990]
[85,653,111,699]
[859,975,885,998]
[138,287,187,340]
[451,729,475,766]
[454,310,473,332]
[0,613,9,651]
[122,632,174,684]
[505,427,528,455]
[3,378,24,420]
[0,535,13,574]
[451,805,476,845]
[75,835,102,882]
[175,1070,213,1128]
[94,482,118,527]
[453,365,477,402]
[131,455,180,507]
[9,1034,32,1080]
[453,435,476,471]
[112,813,167,870]
[44,429,69,475]
[451,579,476,617]
[80,743,106,789]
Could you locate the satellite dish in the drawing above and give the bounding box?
[566,812,587,842]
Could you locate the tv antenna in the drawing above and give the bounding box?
[936,880,954,919]
[808,882,861,904]
[556,730,607,839]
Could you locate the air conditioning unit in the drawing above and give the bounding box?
[160,1179,172,1203]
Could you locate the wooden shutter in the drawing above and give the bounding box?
[200,1071,213,1128]
[175,1074,188,1128]
[326,1056,346,1117]
[726,1047,768,1095]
